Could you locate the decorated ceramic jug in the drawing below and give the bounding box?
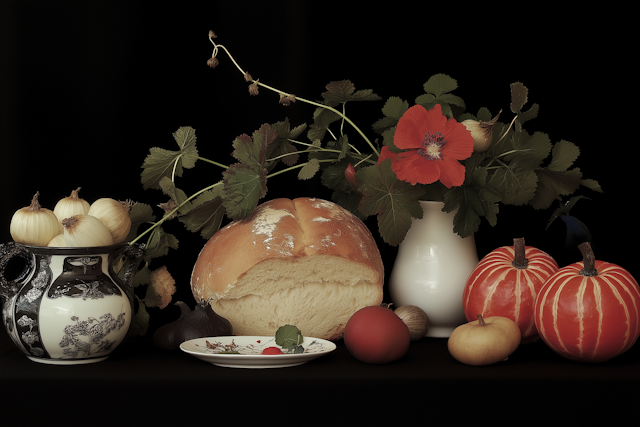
[0,242,145,365]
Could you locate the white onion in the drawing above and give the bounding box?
[87,198,133,244]
[62,214,114,247]
[10,192,60,247]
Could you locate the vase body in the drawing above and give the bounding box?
[0,242,145,364]
[389,201,479,338]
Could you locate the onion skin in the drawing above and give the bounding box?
[10,192,60,247]
[394,305,429,340]
[153,301,233,350]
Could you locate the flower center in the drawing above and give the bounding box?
[417,132,446,160]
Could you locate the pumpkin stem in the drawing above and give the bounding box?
[578,242,598,277]
[511,237,529,269]
[477,314,486,326]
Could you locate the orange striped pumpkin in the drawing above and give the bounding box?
[462,238,559,342]
[534,242,640,363]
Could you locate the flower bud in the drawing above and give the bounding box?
[345,164,359,192]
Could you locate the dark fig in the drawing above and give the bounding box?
[153,300,233,350]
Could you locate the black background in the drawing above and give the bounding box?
[1,2,636,333]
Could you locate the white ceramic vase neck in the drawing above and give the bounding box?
[389,201,479,338]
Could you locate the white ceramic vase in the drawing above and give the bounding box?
[389,201,479,338]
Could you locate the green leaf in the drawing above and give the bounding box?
[356,160,425,246]
[372,96,409,134]
[140,127,199,190]
[268,118,305,168]
[222,124,274,220]
[159,176,192,214]
[382,96,409,119]
[488,167,538,206]
[275,324,303,349]
[321,80,381,107]
[517,103,539,129]
[529,168,583,210]
[145,227,179,260]
[510,82,528,113]
[443,167,501,237]
[423,74,458,97]
[437,93,466,108]
[222,164,267,220]
[298,158,320,180]
[178,187,226,240]
[308,107,341,142]
[321,159,353,193]
[131,264,150,289]
[580,178,603,193]
[126,202,156,241]
[547,140,580,171]
[172,127,199,168]
[506,131,552,168]
[443,186,483,238]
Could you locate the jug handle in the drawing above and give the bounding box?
[0,243,33,300]
[115,243,146,294]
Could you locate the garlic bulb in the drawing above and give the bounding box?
[10,192,60,246]
[47,233,66,247]
[87,198,133,244]
[394,305,430,341]
[462,110,502,152]
[53,187,90,221]
[61,214,114,247]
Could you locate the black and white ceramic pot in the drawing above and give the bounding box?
[0,242,145,365]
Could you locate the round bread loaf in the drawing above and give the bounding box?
[190,197,384,341]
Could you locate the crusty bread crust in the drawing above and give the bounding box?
[190,197,384,340]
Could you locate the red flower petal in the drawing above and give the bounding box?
[439,119,474,161]
[392,151,441,185]
[390,103,473,187]
[394,104,447,150]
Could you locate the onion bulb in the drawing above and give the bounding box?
[47,233,66,247]
[53,187,90,228]
[87,198,133,244]
[10,192,60,246]
[461,110,501,152]
[394,305,430,340]
[61,214,114,247]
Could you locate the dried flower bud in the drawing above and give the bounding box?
[279,93,296,106]
[248,80,260,96]
[158,200,178,220]
[207,56,219,69]
[244,72,253,82]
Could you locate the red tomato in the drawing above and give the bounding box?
[343,305,411,364]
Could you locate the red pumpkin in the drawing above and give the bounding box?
[534,242,640,363]
[462,238,559,342]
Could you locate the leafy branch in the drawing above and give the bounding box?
[128,33,603,334]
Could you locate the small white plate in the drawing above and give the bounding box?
[179,336,337,368]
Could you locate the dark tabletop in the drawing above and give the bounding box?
[2,328,638,424]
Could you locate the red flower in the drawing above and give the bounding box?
[391,104,473,187]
